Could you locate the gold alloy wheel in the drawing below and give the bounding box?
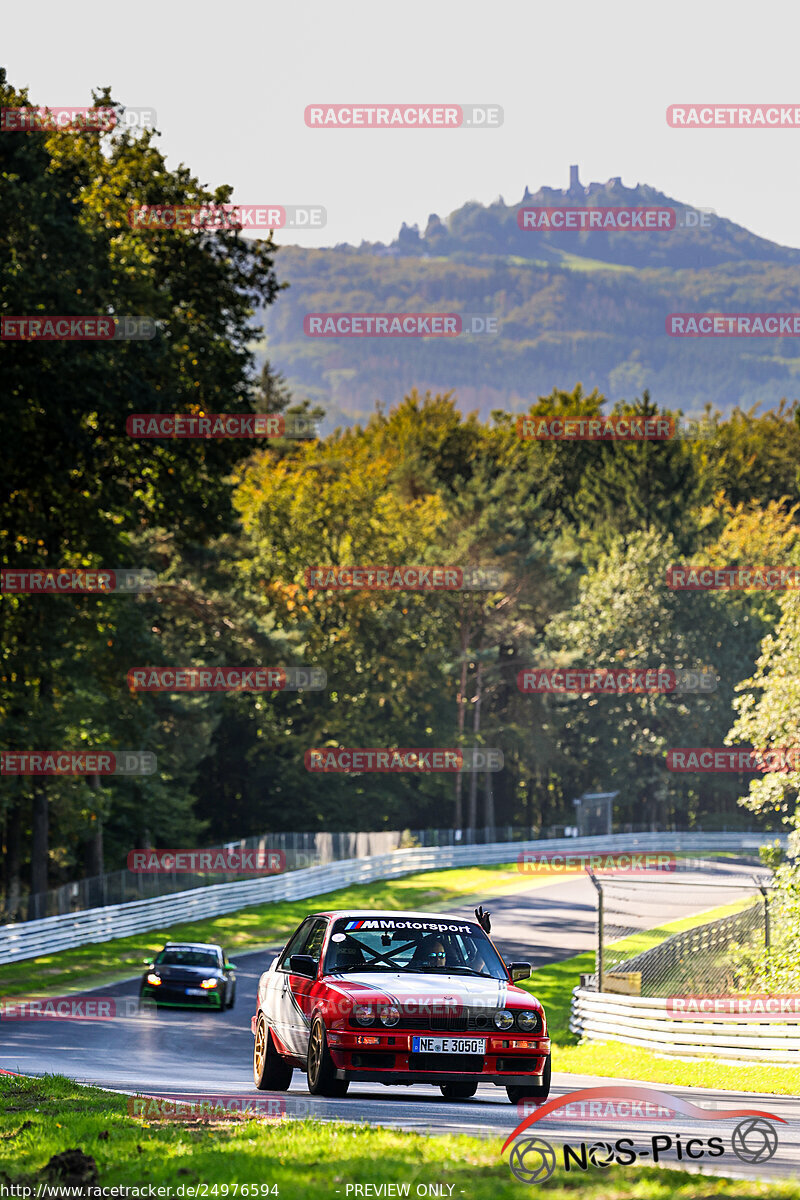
[254,1016,267,1078]
[308,1020,324,1087]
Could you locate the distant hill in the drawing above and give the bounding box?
[260,168,800,427]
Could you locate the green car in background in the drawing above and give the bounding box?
[140,941,237,1010]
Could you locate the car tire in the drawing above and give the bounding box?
[307,1015,349,1097]
[440,1083,478,1100]
[506,1057,551,1105]
[253,1015,293,1091]
[226,984,236,1010]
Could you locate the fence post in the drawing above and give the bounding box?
[758,883,770,950]
[586,869,603,993]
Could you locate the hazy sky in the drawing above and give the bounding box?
[5,0,800,249]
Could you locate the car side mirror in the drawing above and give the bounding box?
[510,961,532,982]
[289,954,317,979]
[225,962,237,970]
[142,959,154,966]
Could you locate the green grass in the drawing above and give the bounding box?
[521,898,800,1096]
[0,862,545,999]
[501,252,635,274]
[555,251,637,273]
[2,1075,798,1198]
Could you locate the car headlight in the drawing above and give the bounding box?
[146,973,161,987]
[516,1009,541,1032]
[354,1004,375,1025]
[494,1008,514,1030]
[379,1005,400,1027]
[200,978,218,989]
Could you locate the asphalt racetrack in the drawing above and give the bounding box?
[2,861,798,1183]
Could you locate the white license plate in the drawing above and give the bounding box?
[186,987,206,996]
[412,1036,485,1054]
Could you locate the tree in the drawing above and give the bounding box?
[0,71,281,910]
[542,529,773,829]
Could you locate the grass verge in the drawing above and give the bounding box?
[2,1074,798,1198]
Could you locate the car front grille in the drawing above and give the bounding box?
[394,1012,496,1033]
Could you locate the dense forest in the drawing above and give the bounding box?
[263,246,800,424]
[2,73,800,920]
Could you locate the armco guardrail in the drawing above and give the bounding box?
[570,987,800,1065]
[0,831,778,965]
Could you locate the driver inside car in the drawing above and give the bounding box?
[411,936,449,970]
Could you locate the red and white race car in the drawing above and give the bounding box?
[251,909,550,1102]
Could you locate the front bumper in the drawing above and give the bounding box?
[326,1028,551,1085]
[336,1068,548,1087]
[141,984,223,1007]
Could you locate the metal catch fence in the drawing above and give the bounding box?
[585,860,773,996]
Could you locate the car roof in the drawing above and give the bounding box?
[162,941,223,951]
[312,910,481,922]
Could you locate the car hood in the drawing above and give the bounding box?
[149,965,222,981]
[323,971,537,1008]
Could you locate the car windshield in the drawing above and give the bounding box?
[323,918,508,980]
[154,949,220,968]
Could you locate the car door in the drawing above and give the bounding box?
[281,918,329,1058]
[268,918,316,1056]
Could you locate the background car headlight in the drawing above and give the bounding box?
[200,978,218,989]
[516,1009,541,1032]
[493,1008,514,1030]
[145,973,161,987]
[379,1004,400,1027]
[354,1004,375,1025]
